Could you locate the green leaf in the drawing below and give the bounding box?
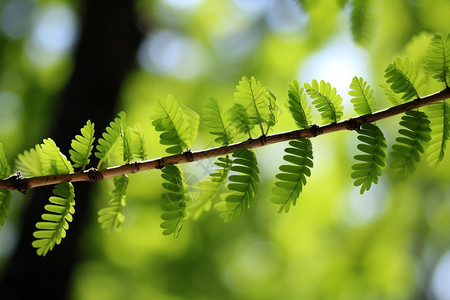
[426,100,450,167]
[202,97,234,146]
[15,145,42,177]
[350,0,375,47]
[119,113,132,164]
[0,189,11,232]
[40,138,74,175]
[160,164,190,238]
[98,174,129,232]
[32,182,75,256]
[188,156,232,220]
[0,143,10,178]
[287,80,311,129]
[426,33,450,86]
[380,83,404,106]
[227,103,254,138]
[215,149,259,222]
[351,123,387,194]
[304,79,344,124]
[0,143,11,231]
[69,120,95,169]
[266,88,279,133]
[95,112,125,165]
[384,57,427,101]
[234,76,272,134]
[349,76,376,115]
[150,94,199,154]
[390,110,431,180]
[129,124,148,161]
[271,138,313,213]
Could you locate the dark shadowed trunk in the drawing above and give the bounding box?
[0,0,143,298]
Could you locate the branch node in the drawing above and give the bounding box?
[7,171,29,194]
[134,161,140,172]
[348,118,361,131]
[86,168,103,182]
[309,124,321,137]
[156,158,164,169]
[258,134,267,145]
[183,148,194,162]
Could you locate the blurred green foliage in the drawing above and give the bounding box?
[0,0,450,299]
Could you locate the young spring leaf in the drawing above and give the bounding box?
[227,103,254,138]
[390,110,431,180]
[202,97,234,146]
[98,174,129,232]
[160,164,190,237]
[234,76,272,135]
[384,57,426,101]
[40,138,74,175]
[95,112,125,166]
[69,120,95,170]
[287,80,311,129]
[349,76,376,115]
[304,79,344,124]
[271,138,313,213]
[15,145,42,177]
[426,101,450,167]
[188,156,232,220]
[150,94,199,154]
[129,124,148,161]
[32,182,75,256]
[350,0,375,47]
[215,149,259,222]
[0,143,11,231]
[380,83,404,106]
[266,88,278,133]
[351,123,387,194]
[120,114,132,164]
[425,33,450,87]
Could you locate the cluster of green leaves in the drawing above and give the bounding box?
[0,33,449,255]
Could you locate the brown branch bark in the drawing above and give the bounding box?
[2,86,450,193]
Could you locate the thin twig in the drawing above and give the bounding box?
[1,87,449,193]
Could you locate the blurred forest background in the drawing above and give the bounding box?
[0,0,449,299]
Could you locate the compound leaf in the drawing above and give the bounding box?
[188,156,232,220]
[95,112,125,165]
[271,138,313,213]
[40,138,73,175]
[15,145,42,177]
[426,100,450,166]
[384,57,426,101]
[202,97,234,146]
[32,182,75,256]
[304,79,344,124]
[234,76,272,134]
[150,95,199,154]
[425,33,450,86]
[227,103,254,138]
[98,174,129,232]
[160,164,190,237]
[69,120,95,170]
[287,80,312,129]
[351,123,387,194]
[129,124,148,161]
[350,0,375,47]
[349,76,376,115]
[215,149,259,222]
[390,110,431,180]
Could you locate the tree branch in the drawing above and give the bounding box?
[2,87,449,193]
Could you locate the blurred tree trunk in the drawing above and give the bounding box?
[0,0,143,298]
